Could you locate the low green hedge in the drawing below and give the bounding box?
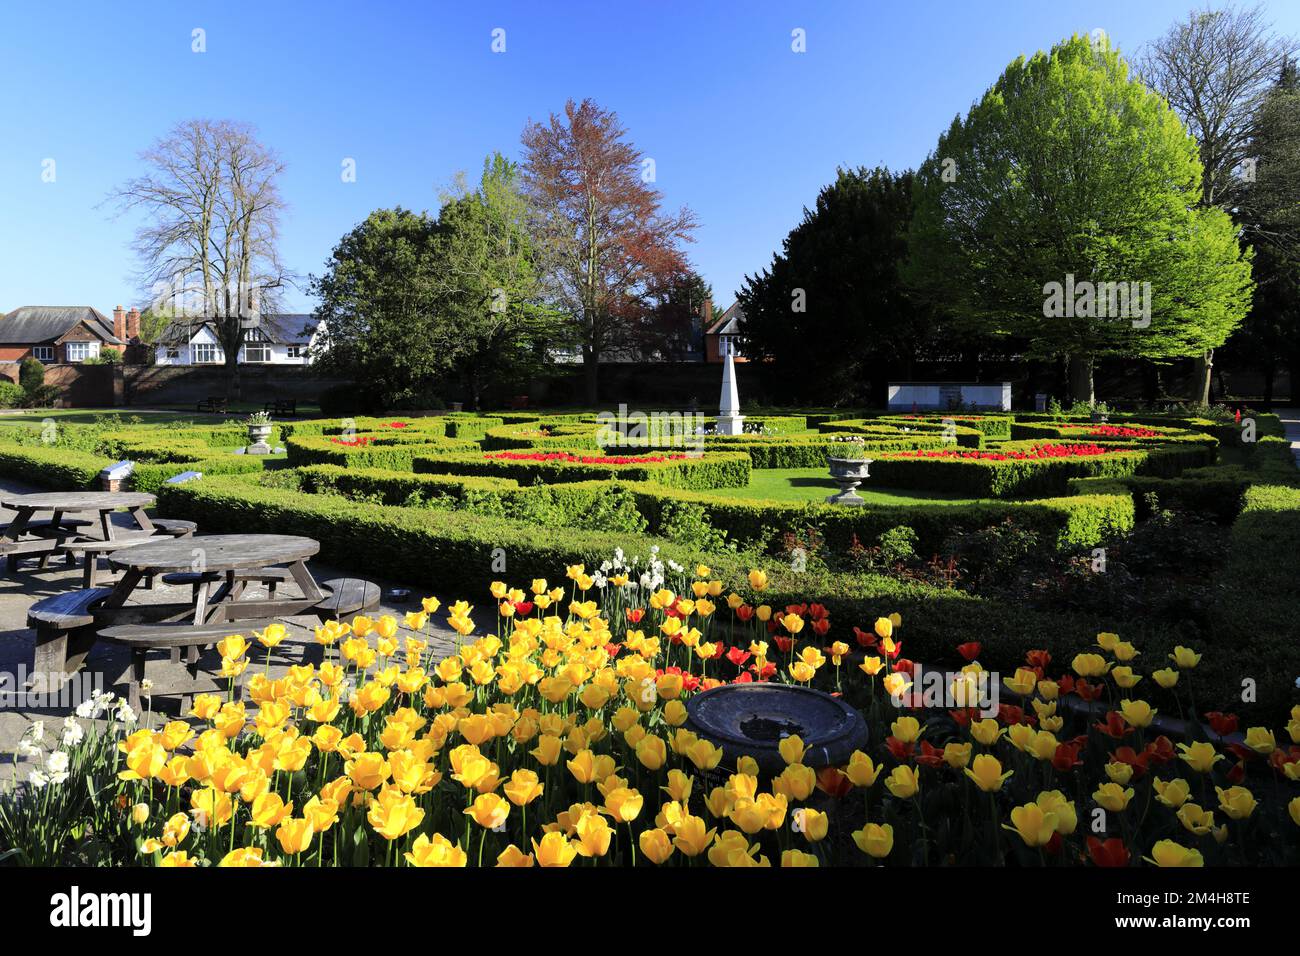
[821,418,986,449]
[0,444,106,489]
[284,434,469,469]
[281,417,450,441]
[412,449,752,490]
[480,422,604,451]
[1205,484,1300,716]
[866,442,1213,498]
[287,463,1131,552]
[875,413,1014,440]
[154,473,714,598]
[0,442,268,495]
[687,434,947,468]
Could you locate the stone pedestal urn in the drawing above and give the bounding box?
[246,423,273,455]
[826,456,872,506]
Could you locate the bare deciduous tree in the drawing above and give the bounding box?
[108,119,290,398]
[1138,4,1294,403]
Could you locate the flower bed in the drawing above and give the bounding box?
[4,560,1295,868]
[485,451,688,465]
[867,442,1212,498]
[413,449,751,490]
[886,442,1113,461]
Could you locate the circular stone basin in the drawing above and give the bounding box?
[684,683,868,775]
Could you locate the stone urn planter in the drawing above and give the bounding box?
[825,455,873,506]
[684,683,869,775]
[245,414,273,455]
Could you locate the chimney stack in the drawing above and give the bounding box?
[703,299,713,327]
[126,307,141,342]
[113,305,126,342]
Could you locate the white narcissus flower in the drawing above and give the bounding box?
[28,721,45,743]
[116,700,137,725]
[46,750,69,774]
[61,716,84,747]
[28,769,49,789]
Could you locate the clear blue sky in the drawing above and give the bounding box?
[3,0,1298,317]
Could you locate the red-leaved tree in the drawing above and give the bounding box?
[521,98,696,403]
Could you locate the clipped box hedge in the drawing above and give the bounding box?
[866,442,1214,498]
[284,434,470,469]
[411,449,752,490]
[820,418,986,449]
[875,413,1014,440]
[287,463,1132,552]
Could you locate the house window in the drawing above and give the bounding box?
[286,345,304,360]
[166,348,180,361]
[31,346,54,363]
[191,343,222,364]
[65,341,98,363]
[243,342,271,363]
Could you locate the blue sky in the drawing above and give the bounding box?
[3,0,1299,317]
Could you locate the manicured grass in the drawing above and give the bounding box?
[710,467,986,505]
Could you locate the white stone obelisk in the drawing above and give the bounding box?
[716,336,745,435]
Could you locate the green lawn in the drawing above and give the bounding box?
[713,468,986,505]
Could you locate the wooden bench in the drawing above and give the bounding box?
[160,566,292,600]
[27,587,115,684]
[151,519,198,537]
[508,394,530,410]
[263,399,298,417]
[98,618,283,711]
[2,518,93,571]
[196,396,229,414]
[314,578,382,621]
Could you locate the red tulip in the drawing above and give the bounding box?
[956,642,982,662]
[1087,836,1130,867]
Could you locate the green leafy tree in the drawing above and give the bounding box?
[434,153,568,408]
[1226,58,1300,401]
[906,35,1253,404]
[738,167,930,404]
[310,207,451,408]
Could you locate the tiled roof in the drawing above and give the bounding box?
[0,306,122,345]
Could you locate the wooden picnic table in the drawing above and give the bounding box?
[100,533,325,626]
[0,490,157,543]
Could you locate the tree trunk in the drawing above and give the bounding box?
[1067,354,1094,405]
[1264,363,1275,406]
[583,346,599,405]
[1191,349,1213,405]
[224,355,242,403]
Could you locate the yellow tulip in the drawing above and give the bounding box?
[852,822,894,858]
[964,754,1012,792]
[1145,839,1204,867]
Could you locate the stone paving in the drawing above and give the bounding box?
[0,476,460,769]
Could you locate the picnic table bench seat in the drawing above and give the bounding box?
[160,566,292,599]
[314,578,382,619]
[150,519,198,537]
[196,396,228,413]
[27,587,115,683]
[99,618,284,711]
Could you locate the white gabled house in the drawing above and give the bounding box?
[154,314,323,366]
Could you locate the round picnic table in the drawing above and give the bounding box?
[0,490,157,543]
[100,533,326,626]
